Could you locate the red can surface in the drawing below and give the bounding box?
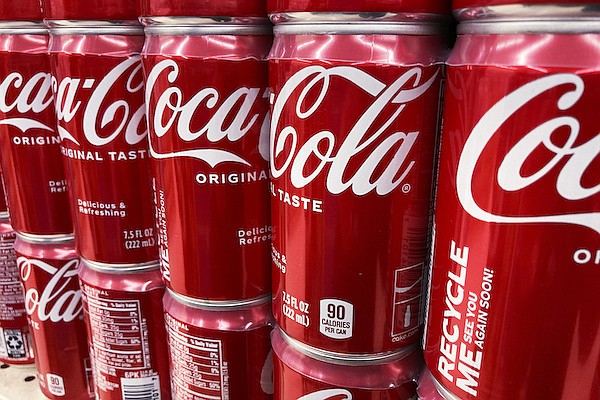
[0,221,33,365]
[14,234,93,399]
[0,172,8,216]
[0,0,42,21]
[49,28,158,265]
[143,24,272,300]
[273,327,422,399]
[164,290,274,399]
[269,21,446,354]
[141,0,267,18]
[0,27,72,236]
[78,261,170,400]
[422,18,600,400]
[41,0,137,21]
[268,0,450,14]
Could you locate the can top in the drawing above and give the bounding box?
[278,328,416,365]
[167,288,272,311]
[82,258,160,274]
[453,2,600,17]
[41,0,138,21]
[0,1,43,21]
[454,0,600,10]
[15,232,75,244]
[141,0,267,18]
[268,0,451,15]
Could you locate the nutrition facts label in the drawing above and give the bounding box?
[85,291,150,371]
[166,314,227,400]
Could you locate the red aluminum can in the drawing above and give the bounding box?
[163,290,274,399]
[272,327,422,399]
[14,233,93,399]
[143,21,272,301]
[0,23,73,236]
[268,0,450,15]
[422,9,600,400]
[0,220,34,365]
[269,17,446,354]
[78,260,170,400]
[48,23,158,265]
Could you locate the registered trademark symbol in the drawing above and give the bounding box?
[402,184,411,194]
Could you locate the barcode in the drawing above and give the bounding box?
[121,376,161,400]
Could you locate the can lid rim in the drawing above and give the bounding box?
[82,258,161,273]
[167,288,272,310]
[15,232,75,244]
[458,18,600,34]
[454,4,600,21]
[279,328,418,365]
[273,21,446,35]
[45,20,143,35]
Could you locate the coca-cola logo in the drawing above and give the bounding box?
[0,71,54,132]
[456,73,600,234]
[145,59,269,167]
[297,389,353,400]
[18,256,83,323]
[271,66,439,196]
[53,57,147,147]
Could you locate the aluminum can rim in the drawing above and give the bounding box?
[0,212,8,220]
[454,4,600,20]
[167,288,272,310]
[278,328,418,365]
[0,21,46,34]
[15,231,75,244]
[81,258,161,273]
[45,19,143,35]
[140,16,270,26]
[144,23,272,36]
[273,21,446,35]
[270,12,449,24]
[458,18,600,34]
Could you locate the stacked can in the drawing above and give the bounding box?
[423,1,600,400]
[141,0,274,398]
[268,0,449,397]
[15,234,93,399]
[42,0,171,398]
[0,202,33,365]
[0,2,94,397]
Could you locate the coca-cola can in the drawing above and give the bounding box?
[269,15,446,354]
[0,220,34,365]
[14,233,93,399]
[46,19,158,265]
[0,18,73,236]
[272,327,422,399]
[142,20,272,300]
[78,260,171,400]
[163,289,274,399]
[423,6,600,400]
